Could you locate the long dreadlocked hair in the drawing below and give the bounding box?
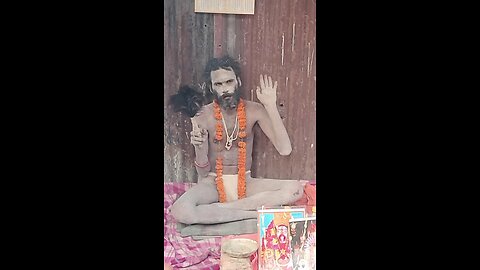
[169,85,207,118]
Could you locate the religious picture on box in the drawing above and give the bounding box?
[289,217,316,270]
[257,207,305,270]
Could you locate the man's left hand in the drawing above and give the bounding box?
[256,74,278,107]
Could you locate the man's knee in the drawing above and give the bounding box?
[170,201,197,225]
[282,181,304,202]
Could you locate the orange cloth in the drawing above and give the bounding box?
[293,183,316,215]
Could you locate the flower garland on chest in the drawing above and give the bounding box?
[213,98,247,203]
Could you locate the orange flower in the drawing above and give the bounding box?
[213,101,222,119]
[215,157,226,202]
[215,121,223,141]
[212,99,248,203]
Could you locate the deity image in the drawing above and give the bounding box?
[258,208,305,270]
[276,224,291,267]
[288,217,316,270]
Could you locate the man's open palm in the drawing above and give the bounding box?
[256,74,277,106]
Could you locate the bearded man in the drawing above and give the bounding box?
[170,55,305,236]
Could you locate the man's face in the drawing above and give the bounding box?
[210,68,241,110]
[291,222,297,236]
[277,225,288,243]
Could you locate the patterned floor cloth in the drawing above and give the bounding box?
[164,183,222,269]
[163,181,316,269]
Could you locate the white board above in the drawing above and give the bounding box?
[195,0,255,15]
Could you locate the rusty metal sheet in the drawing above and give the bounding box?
[213,0,316,181]
[164,0,214,182]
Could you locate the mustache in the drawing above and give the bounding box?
[221,93,234,98]
[212,86,242,108]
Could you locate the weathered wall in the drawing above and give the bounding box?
[164,0,316,182]
[164,0,214,182]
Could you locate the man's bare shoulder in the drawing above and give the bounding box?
[244,100,268,122]
[244,100,268,116]
[244,100,264,111]
[192,102,214,122]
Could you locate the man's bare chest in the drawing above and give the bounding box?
[204,115,255,141]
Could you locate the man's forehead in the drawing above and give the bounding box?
[211,68,236,82]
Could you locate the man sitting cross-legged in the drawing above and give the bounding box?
[170,55,305,236]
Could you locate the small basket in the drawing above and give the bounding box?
[220,238,258,270]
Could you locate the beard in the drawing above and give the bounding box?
[214,86,241,110]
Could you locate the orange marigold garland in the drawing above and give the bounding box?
[215,157,226,203]
[213,99,247,202]
[213,102,223,141]
[237,100,247,199]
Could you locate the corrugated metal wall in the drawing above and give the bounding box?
[164,0,214,182]
[164,0,316,182]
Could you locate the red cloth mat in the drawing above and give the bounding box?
[164,183,222,270]
[293,182,317,215]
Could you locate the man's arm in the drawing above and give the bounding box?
[255,74,292,156]
[190,117,211,177]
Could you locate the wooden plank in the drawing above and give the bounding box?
[195,0,255,15]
